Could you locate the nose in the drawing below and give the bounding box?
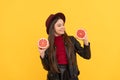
[61,25,65,29]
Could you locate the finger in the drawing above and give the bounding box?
[38,47,43,50]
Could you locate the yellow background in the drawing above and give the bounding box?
[0,0,120,80]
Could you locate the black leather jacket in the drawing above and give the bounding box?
[40,36,91,80]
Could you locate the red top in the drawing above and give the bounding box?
[54,36,68,64]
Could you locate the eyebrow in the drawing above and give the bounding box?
[57,23,64,26]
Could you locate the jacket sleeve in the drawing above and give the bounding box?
[40,49,50,71]
[71,36,91,59]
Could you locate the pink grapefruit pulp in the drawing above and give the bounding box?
[38,38,48,48]
[76,29,86,39]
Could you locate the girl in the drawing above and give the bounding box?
[38,12,91,80]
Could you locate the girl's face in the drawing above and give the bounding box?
[54,19,65,36]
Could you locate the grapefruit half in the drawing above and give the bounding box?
[76,28,86,39]
[38,38,48,48]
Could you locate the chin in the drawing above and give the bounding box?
[60,32,65,34]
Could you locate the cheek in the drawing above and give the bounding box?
[54,27,59,33]
[55,28,60,33]
[54,26,59,30]
[54,26,57,31]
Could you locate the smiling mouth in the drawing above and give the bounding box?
[60,30,65,31]
[59,31,64,32]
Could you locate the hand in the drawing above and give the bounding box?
[38,41,49,58]
[83,34,89,46]
[76,29,89,46]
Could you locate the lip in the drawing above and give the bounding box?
[59,30,65,31]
